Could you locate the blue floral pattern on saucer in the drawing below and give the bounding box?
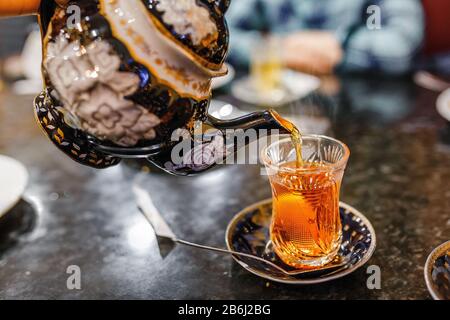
[226,199,376,284]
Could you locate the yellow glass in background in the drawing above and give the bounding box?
[250,35,282,94]
[0,66,4,93]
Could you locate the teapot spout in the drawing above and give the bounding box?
[147,110,291,176]
[207,109,291,134]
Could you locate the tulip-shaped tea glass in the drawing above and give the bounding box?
[261,135,350,268]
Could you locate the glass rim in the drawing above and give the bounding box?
[261,134,350,174]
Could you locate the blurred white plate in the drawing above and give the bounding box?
[209,100,331,134]
[12,79,43,96]
[212,63,235,90]
[208,99,247,120]
[12,30,43,96]
[0,155,28,218]
[437,88,450,122]
[231,70,320,107]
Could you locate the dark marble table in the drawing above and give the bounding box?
[0,75,449,299]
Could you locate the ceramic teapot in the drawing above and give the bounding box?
[1,0,289,175]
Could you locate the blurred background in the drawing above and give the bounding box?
[1,0,449,104]
[1,0,450,87]
[0,0,450,300]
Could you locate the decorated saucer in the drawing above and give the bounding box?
[424,240,450,300]
[226,199,376,284]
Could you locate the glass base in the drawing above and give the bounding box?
[272,237,342,269]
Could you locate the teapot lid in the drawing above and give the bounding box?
[142,0,229,76]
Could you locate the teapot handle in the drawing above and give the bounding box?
[0,0,41,16]
[34,90,122,169]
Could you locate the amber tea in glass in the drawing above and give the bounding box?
[262,135,350,268]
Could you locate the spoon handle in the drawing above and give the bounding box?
[172,238,347,276]
[172,238,292,275]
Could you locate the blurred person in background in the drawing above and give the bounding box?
[0,16,36,80]
[0,0,68,82]
[0,17,36,59]
[420,0,450,77]
[227,0,425,75]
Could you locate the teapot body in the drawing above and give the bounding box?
[35,0,229,169]
[34,0,288,175]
